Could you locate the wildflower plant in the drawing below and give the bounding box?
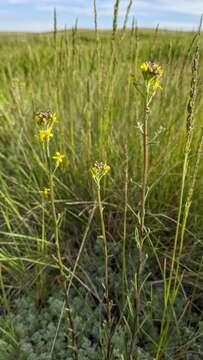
[129,61,164,358]
[33,111,79,356]
[34,111,57,145]
[132,61,163,101]
[90,161,112,357]
[34,111,64,276]
[90,161,111,187]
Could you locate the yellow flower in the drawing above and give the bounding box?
[39,187,50,196]
[38,128,53,142]
[140,62,149,73]
[153,79,162,90]
[34,111,57,126]
[140,61,164,93]
[53,151,65,167]
[140,61,164,78]
[90,161,111,184]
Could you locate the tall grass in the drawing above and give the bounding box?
[0,6,202,359]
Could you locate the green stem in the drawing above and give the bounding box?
[38,198,47,303]
[121,144,128,307]
[48,153,78,359]
[128,89,150,359]
[97,184,110,324]
[49,172,62,269]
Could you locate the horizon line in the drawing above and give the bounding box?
[0,26,198,34]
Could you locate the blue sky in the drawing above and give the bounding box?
[0,0,202,32]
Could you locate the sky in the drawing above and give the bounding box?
[0,0,202,32]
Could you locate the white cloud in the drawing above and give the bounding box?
[38,5,93,15]
[0,0,83,3]
[152,20,197,31]
[0,0,32,3]
[0,17,51,31]
[35,0,203,18]
[37,0,136,17]
[1,0,202,16]
[151,0,203,16]
[0,0,201,31]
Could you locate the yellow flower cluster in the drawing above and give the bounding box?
[131,61,163,95]
[34,110,57,142]
[90,161,111,185]
[34,111,57,125]
[39,187,50,196]
[34,111,66,197]
[140,61,164,77]
[139,61,164,94]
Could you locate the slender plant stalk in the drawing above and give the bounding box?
[112,0,120,42]
[72,18,78,61]
[49,174,78,359]
[128,86,150,359]
[93,0,98,36]
[173,129,203,300]
[0,265,10,313]
[97,183,113,360]
[66,205,97,297]
[53,7,57,47]
[140,91,150,238]
[156,40,200,359]
[61,279,78,360]
[41,199,46,254]
[37,197,47,303]
[137,87,150,335]
[122,0,133,33]
[97,184,110,323]
[90,163,112,358]
[122,144,129,307]
[166,26,200,308]
[93,0,100,71]
[45,140,78,359]
[50,207,96,359]
[166,41,199,307]
[49,173,62,268]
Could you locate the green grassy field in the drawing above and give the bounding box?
[0,16,203,360]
